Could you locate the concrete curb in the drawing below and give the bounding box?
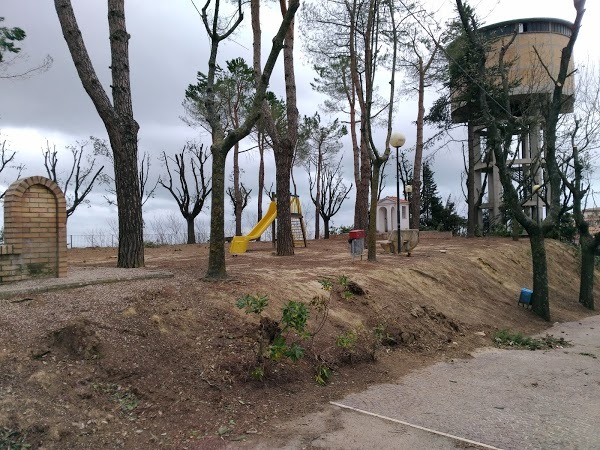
[0,271,174,300]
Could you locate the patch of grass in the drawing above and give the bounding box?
[250,367,265,381]
[0,427,30,449]
[26,262,48,277]
[494,329,571,350]
[92,382,140,414]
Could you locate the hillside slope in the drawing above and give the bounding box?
[0,237,596,449]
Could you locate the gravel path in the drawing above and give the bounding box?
[251,315,600,449]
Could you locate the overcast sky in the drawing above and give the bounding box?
[1,0,598,240]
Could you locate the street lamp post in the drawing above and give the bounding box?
[390,132,406,254]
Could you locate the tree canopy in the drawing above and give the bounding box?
[0,17,26,62]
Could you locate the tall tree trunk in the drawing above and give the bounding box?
[186,216,196,244]
[275,0,298,256]
[323,217,330,239]
[355,124,371,232]
[108,130,144,267]
[275,140,294,256]
[571,143,597,311]
[367,160,382,260]
[207,150,227,278]
[529,230,550,320]
[54,0,144,268]
[411,63,425,230]
[257,132,265,241]
[349,80,368,232]
[106,0,144,268]
[466,122,477,237]
[579,233,596,310]
[348,0,370,234]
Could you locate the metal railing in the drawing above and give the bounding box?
[66,233,210,248]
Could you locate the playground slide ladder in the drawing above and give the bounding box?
[290,195,307,248]
[291,215,307,247]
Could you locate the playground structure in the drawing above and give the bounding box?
[451,18,575,227]
[229,195,307,254]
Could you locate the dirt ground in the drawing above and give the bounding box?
[0,236,597,449]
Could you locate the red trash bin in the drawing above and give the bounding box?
[348,229,365,258]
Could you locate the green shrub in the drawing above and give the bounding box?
[235,294,310,379]
[0,428,30,450]
[494,329,570,350]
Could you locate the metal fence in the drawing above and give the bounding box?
[66,233,210,248]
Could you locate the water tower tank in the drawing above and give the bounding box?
[451,18,575,123]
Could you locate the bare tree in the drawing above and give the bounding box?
[226,179,251,231]
[54,0,144,268]
[558,63,600,310]
[308,158,353,238]
[159,142,211,244]
[147,212,186,245]
[91,136,158,207]
[0,137,25,199]
[42,141,104,217]
[297,112,346,239]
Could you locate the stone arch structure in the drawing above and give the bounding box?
[378,206,389,233]
[376,196,409,233]
[1,176,67,283]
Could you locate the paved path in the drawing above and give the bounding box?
[252,315,600,449]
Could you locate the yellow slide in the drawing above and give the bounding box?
[229,201,277,254]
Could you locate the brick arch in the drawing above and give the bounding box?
[2,176,67,281]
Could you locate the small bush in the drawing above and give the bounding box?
[92,382,140,414]
[315,364,332,386]
[235,294,310,379]
[494,329,570,350]
[336,329,358,349]
[235,293,268,315]
[0,428,30,449]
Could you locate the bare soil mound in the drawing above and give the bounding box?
[0,236,596,449]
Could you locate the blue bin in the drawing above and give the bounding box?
[519,288,533,305]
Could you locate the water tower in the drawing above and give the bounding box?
[452,18,575,228]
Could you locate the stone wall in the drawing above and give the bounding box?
[1,176,67,283]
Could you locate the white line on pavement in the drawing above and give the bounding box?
[330,401,505,450]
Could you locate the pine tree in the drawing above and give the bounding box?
[420,162,442,228]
